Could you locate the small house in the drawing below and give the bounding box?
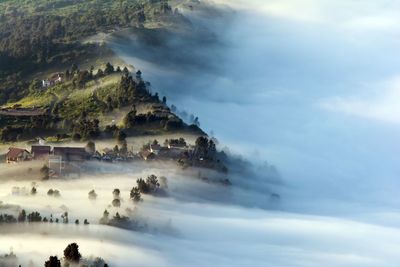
[48,155,81,178]
[150,143,162,155]
[31,145,51,160]
[140,150,156,161]
[6,147,31,163]
[42,73,63,88]
[53,147,89,162]
[165,138,187,149]
[51,73,62,83]
[42,80,51,87]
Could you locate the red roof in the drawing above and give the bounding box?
[7,147,29,158]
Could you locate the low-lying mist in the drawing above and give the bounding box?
[2,0,400,266]
[108,0,400,212]
[1,161,400,267]
[0,157,281,266]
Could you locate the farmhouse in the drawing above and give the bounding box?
[42,73,63,88]
[140,150,156,161]
[31,145,51,160]
[53,147,89,162]
[165,138,187,149]
[6,147,32,163]
[48,147,88,178]
[150,143,162,155]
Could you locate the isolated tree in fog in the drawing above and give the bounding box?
[85,141,96,155]
[130,186,142,202]
[88,189,98,200]
[40,164,50,180]
[146,174,160,192]
[136,178,149,194]
[18,209,26,222]
[113,188,121,198]
[112,198,121,207]
[100,209,110,224]
[45,256,61,267]
[63,243,81,263]
[61,212,69,224]
[31,186,37,195]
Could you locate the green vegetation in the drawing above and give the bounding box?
[0,62,202,142]
[0,0,185,105]
[0,0,203,143]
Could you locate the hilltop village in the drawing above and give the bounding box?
[4,136,228,178]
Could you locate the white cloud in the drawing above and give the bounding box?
[319,76,400,124]
[211,0,400,34]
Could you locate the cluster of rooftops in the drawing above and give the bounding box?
[5,139,190,164]
[5,146,87,163]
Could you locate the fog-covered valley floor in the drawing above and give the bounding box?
[2,0,400,266]
[110,0,400,213]
[2,161,400,267]
[108,0,400,266]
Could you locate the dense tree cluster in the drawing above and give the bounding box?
[0,0,180,65]
[0,0,185,107]
[64,242,81,263]
[164,138,187,147]
[0,115,59,142]
[134,174,161,195]
[27,211,42,222]
[193,136,217,161]
[71,118,100,140]
[0,214,17,224]
[130,186,142,202]
[177,136,229,173]
[1,209,90,226]
[45,242,108,266]
[0,58,199,142]
[44,256,61,267]
[99,209,132,229]
[0,251,17,267]
[47,189,61,197]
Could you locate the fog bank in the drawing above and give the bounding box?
[109,0,400,213]
[1,0,400,266]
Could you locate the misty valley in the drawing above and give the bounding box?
[1,0,400,267]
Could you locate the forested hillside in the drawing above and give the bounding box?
[0,0,186,104]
